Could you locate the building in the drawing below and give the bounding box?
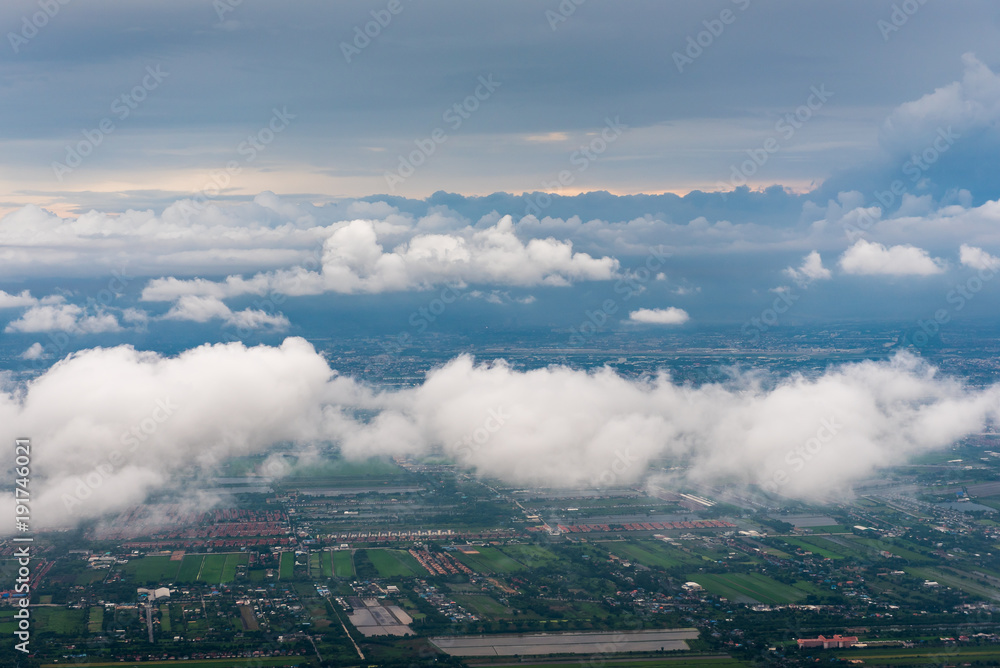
[137,587,171,601]
[797,634,859,649]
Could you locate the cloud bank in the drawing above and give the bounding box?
[2,339,998,533]
[141,216,617,301]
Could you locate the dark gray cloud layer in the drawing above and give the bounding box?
[3,1,1000,203]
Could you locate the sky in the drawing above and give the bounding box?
[2,0,1000,215]
[1,1,1000,331]
[4,2,1000,527]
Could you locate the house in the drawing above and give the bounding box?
[797,634,859,649]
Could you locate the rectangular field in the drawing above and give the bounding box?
[322,550,334,577]
[176,555,204,583]
[198,554,227,583]
[333,550,355,577]
[452,593,511,618]
[35,608,86,635]
[279,551,295,579]
[830,646,1000,665]
[87,606,104,633]
[688,573,807,605]
[365,549,424,577]
[609,541,693,569]
[124,555,181,582]
[159,604,171,633]
[846,536,930,562]
[453,546,524,573]
[498,544,560,568]
[779,537,846,560]
[220,553,248,583]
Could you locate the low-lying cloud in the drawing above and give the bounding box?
[2,338,998,533]
[628,307,690,325]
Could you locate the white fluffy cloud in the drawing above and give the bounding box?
[959,244,1000,271]
[143,216,618,300]
[0,289,38,308]
[162,295,289,330]
[628,307,690,325]
[4,303,122,334]
[21,342,44,360]
[783,251,831,284]
[839,239,945,276]
[0,338,350,528]
[2,339,998,531]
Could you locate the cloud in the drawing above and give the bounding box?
[628,307,690,325]
[21,343,44,360]
[880,53,1000,157]
[783,251,831,285]
[162,295,289,330]
[0,338,348,528]
[0,290,67,309]
[0,196,620,294]
[0,290,38,308]
[4,303,122,334]
[959,244,1000,271]
[142,216,618,300]
[839,239,946,276]
[5,339,998,531]
[121,308,151,328]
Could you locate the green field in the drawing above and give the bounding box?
[452,593,511,618]
[75,569,107,585]
[321,550,333,577]
[508,659,747,668]
[124,555,181,583]
[453,546,525,573]
[176,555,204,583]
[279,551,295,579]
[35,607,86,635]
[159,604,171,633]
[279,456,407,486]
[806,524,851,533]
[609,540,693,569]
[498,544,560,567]
[829,646,1000,665]
[309,551,321,577]
[689,572,807,604]
[906,566,1000,601]
[220,553,248,583]
[87,606,104,633]
[198,554,227,584]
[365,549,424,577]
[333,550,354,577]
[847,536,930,562]
[779,536,847,559]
